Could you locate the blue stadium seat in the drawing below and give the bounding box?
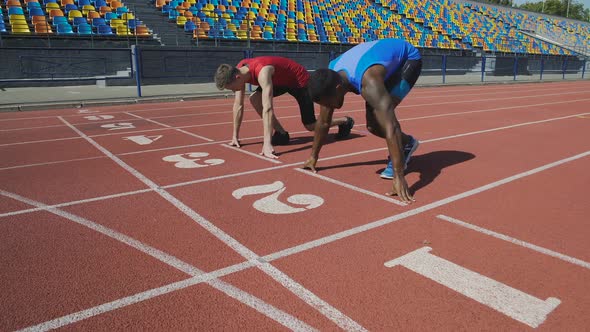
[28,8,45,18]
[77,23,92,34]
[127,19,141,29]
[97,24,113,35]
[104,12,118,22]
[57,23,74,34]
[168,10,179,20]
[27,2,42,10]
[92,17,106,28]
[8,7,25,16]
[72,16,87,27]
[116,6,128,15]
[184,20,195,32]
[64,4,78,14]
[52,16,68,27]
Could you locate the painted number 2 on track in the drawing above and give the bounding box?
[233,181,324,215]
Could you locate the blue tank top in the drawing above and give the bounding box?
[329,39,421,94]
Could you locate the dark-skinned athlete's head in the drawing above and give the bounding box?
[308,69,346,109]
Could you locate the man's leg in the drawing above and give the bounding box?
[365,101,411,144]
[368,60,422,179]
[249,88,288,134]
[292,88,355,138]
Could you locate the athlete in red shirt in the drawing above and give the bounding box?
[214,56,354,159]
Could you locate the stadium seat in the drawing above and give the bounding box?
[67,9,82,22]
[86,11,100,23]
[104,12,118,22]
[72,16,86,27]
[92,17,106,28]
[110,18,125,29]
[8,7,25,16]
[63,3,78,14]
[135,25,150,36]
[99,6,112,16]
[81,4,95,15]
[28,7,45,18]
[127,19,141,29]
[12,23,32,34]
[77,22,92,34]
[116,25,132,35]
[35,22,53,35]
[45,2,60,10]
[184,20,195,32]
[26,2,42,11]
[176,15,187,27]
[97,24,113,34]
[120,13,134,21]
[56,22,74,34]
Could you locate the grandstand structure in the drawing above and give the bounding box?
[0,0,588,90]
[0,0,588,55]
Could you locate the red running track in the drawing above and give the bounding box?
[1,81,590,331]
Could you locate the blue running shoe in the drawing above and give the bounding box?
[380,135,420,179]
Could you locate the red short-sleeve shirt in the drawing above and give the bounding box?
[237,56,310,89]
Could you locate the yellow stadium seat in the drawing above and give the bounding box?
[67,9,82,22]
[176,16,187,27]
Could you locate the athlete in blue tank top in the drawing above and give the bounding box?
[329,39,421,98]
[303,38,423,204]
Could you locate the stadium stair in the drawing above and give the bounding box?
[123,0,193,46]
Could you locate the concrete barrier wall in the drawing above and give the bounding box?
[0,47,586,88]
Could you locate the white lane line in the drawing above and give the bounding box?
[3,95,589,147]
[422,112,590,143]
[221,143,283,164]
[160,111,590,189]
[1,82,587,123]
[2,87,587,132]
[134,87,586,121]
[0,137,81,147]
[58,116,367,332]
[117,130,312,156]
[51,85,547,118]
[436,215,590,270]
[263,150,590,262]
[0,190,201,275]
[125,112,214,142]
[0,188,154,218]
[83,97,590,139]
[0,156,105,171]
[3,111,587,218]
[293,168,406,206]
[2,190,316,332]
[0,130,311,174]
[14,148,590,330]
[401,97,590,122]
[16,277,209,332]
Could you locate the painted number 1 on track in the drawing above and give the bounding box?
[385,247,560,328]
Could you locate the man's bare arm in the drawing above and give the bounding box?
[257,66,278,159]
[230,88,245,147]
[362,75,414,202]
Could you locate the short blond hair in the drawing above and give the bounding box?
[214,64,239,90]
